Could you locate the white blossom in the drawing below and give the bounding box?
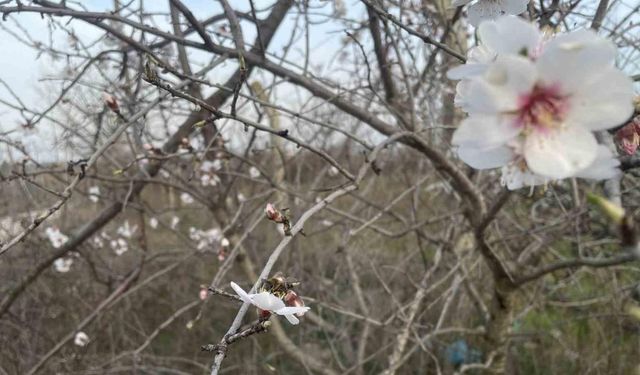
[249,166,260,179]
[53,257,73,273]
[46,227,69,248]
[74,331,89,347]
[149,217,158,229]
[180,192,194,204]
[116,221,137,238]
[200,160,222,172]
[452,0,528,26]
[88,186,100,203]
[449,16,634,189]
[170,216,180,230]
[230,282,310,325]
[111,238,128,256]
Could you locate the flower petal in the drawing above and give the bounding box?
[282,314,300,325]
[524,126,598,178]
[452,114,520,149]
[230,282,254,305]
[251,292,286,311]
[457,144,515,169]
[537,29,616,95]
[275,306,311,316]
[476,15,540,53]
[565,68,634,131]
[575,145,621,180]
[466,55,537,113]
[500,164,548,190]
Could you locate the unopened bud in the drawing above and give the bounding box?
[102,93,119,113]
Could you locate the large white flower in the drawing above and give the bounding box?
[230,282,310,325]
[452,0,529,26]
[450,16,634,187]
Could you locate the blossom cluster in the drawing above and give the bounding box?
[448,16,635,190]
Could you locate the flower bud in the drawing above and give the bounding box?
[102,92,119,113]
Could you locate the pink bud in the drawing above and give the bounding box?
[284,290,306,316]
[265,203,282,222]
[199,287,208,301]
[615,118,640,155]
[102,93,119,113]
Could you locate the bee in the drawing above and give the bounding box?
[260,272,300,298]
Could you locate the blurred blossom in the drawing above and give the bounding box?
[74,331,89,347]
[111,238,128,256]
[149,217,158,229]
[170,216,180,230]
[116,221,137,238]
[46,227,69,248]
[92,236,104,248]
[53,257,73,273]
[180,192,194,204]
[88,186,100,203]
[199,286,208,301]
[249,166,260,179]
[328,166,339,176]
[200,160,222,172]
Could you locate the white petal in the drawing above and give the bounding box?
[452,114,520,149]
[275,306,311,316]
[501,164,547,190]
[565,68,634,131]
[575,145,621,180]
[282,314,300,325]
[230,282,254,305]
[447,63,488,80]
[466,55,537,113]
[537,29,616,94]
[476,16,539,53]
[457,144,515,169]
[251,292,286,311]
[524,126,598,179]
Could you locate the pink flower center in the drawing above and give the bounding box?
[516,84,568,133]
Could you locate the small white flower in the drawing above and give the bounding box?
[149,217,158,229]
[453,0,529,26]
[249,166,260,179]
[74,331,89,347]
[46,227,69,248]
[328,166,339,176]
[116,221,137,238]
[92,236,104,248]
[88,186,100,203]
[160,170,170,178]
[321,219,333,227]
[170,216,180,230]
[111,238,128,256]
[200,160,222,172]
[230,282,310,325]
[221,237,230,247]
[53,257,73,273]
[180,192,194,204]
[237,193,246,202]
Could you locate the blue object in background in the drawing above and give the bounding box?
[445,339,483,368]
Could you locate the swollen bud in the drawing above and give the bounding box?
[102,92,119,113]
